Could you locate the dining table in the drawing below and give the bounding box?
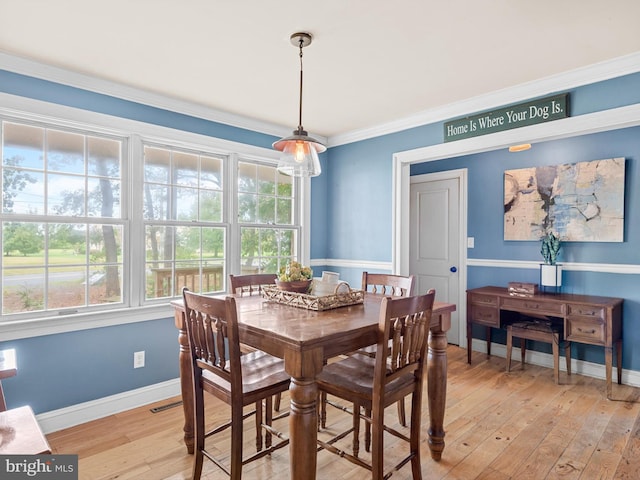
[172,292,456,480]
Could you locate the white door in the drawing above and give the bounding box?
[409,174,461,344]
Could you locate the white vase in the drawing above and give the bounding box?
[540,264,562,287]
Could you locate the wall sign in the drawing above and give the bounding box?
[444,93,568,142]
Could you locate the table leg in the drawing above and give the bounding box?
[284,347,323,480]
[427,313,450,461]
[175,313,195,454]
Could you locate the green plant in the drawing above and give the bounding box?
[541,232,561,265]
[278,261,312,281]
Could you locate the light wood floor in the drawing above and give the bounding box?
[46,346,640,479]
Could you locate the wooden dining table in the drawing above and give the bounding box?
[172,292,456,479]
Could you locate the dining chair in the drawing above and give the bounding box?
[361,272,415,297]
[228,273,283,411]
[316,290,436,480]
[182,288,290,480]
[320,272,416,430]
[229,273,278,296]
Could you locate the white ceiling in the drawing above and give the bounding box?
[1,0,639,142]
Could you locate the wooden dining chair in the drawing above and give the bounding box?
[361,272,415,297]
[229,273,278,296]
[182,288,290,480]
[228,273,283,411]
[316,290,436,480]
[320,271,416,429]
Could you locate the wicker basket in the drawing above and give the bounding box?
[262,284,364,311]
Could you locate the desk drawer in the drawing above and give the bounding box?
[468,293,498,307]
[566,317,606,345]
[566,304,605,320]
[500,297,565,316]
[470,305,500,327]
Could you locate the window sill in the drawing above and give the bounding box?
[0,303,175,341]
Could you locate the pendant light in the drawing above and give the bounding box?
[273,32,326,177]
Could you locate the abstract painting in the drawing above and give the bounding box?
[504,157,625,241]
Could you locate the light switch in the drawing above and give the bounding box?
[467,237,475,248]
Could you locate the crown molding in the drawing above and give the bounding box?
[329,51,640,147]
[1,50,636,150]
[0,51,313,141]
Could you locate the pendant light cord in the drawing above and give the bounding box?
[297,38,304,132]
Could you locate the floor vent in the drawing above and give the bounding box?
[150,400,183,413]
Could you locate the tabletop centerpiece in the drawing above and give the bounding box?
[276,261,313,293]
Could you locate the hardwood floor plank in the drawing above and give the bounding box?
[613,407,640,479]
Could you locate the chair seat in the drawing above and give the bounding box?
[0,406,51,455]
[202,350,291,402]
[317,355,415,406]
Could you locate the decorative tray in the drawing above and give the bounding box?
[261,285,365,311]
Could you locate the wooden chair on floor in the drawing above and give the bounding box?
[182,288,290,480]
[320,271,416,430]
[316,290,436,480]
[228,273,283,411]
[506,317,571,384]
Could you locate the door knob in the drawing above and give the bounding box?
[450,266,457,273]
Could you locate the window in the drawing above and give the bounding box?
[143,144,226,299]
[0,106,308,330]
[1,121,124,316]
[237,161,298,274]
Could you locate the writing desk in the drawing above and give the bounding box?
[173,293,456,479]
[467,286,623,398]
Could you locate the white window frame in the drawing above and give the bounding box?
[0,93,311,341]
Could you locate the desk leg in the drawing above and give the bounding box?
[466,319,472,364]
[285,347,323,480]
[616,339,623,385]
[176,315,195,454]
[427,313,450,461]
[604,342,626,400]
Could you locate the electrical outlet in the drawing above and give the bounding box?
[134,351,145,369]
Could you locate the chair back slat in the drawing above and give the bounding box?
[376,289,435,387]
[183,288,242,387]
[362,272,415,297]
[229,273,277,296]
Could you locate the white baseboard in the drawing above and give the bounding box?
[471,339,640,388]
[36,341,640,436]
[36,378,181,434]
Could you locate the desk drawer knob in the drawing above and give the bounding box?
[577,327,596,335]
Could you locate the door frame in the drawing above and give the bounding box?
[408,169,468,347]
[392,103,640,350]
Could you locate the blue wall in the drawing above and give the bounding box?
[325,73,640,373]
[1,319,177,413]
[1,68,639,414]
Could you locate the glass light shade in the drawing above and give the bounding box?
[273,131,325,177]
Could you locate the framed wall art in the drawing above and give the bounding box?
[504,157,625,241]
